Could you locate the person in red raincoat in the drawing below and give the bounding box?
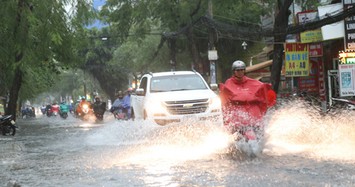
[219,60,277,136]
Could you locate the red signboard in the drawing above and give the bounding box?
[309,43,323,57]
[297,59,319,92]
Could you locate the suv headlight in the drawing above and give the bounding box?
[209,96,221,109]
[147,99,166,114]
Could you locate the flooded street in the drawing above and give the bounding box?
[1,102,355,187]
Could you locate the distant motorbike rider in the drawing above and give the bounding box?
[122,88,133,119]
[219,60,277,140]
[92,96,106,121]
[76,97,92,116]
[59,101,69,119]
[111,91,126,119]
[111,91,124,111]
[45,104,52,117]
[51,102,60,116]
[21,105,36,118]
[40,105,46,115]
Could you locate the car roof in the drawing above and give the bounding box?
[148,71,199,77]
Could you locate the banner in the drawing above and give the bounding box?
[339,64,355,96]
[285,43,309,77]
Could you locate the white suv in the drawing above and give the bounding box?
[131,71,223,126]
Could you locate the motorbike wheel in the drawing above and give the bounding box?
[2,125,16,136]
[61,113,68,119]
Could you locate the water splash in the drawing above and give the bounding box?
[264,99,355,161]
[85,119,232,169]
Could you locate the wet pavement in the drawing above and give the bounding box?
[1,102,355,187]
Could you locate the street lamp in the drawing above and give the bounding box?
[242,41,248,50]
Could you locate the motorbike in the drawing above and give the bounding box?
[45,105,53,117]
[51,104,60,117]
[92,102,106,122]
[59,109,68,119]
[224,108,266,158]
[59,104,69,119]
[0,115,17,136]
[219,82,276,158]
[40,106,46,115]
[21,107,36,119]
[111,106,128,120]
[76,103,93,120]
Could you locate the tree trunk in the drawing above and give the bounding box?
[6,67,23,120]
[270,0,293,93]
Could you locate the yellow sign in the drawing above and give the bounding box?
[285,43,309,77]
[300,29,323,43]
[339,51,355,64]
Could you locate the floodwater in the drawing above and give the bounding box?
[1,101,355,187]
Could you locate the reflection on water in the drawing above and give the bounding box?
[265,100,355,161]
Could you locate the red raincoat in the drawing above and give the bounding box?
[219,76,276,133]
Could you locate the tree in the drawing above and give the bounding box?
[0,0,94,118]
[270,0,294,93]
[100,0,265,77]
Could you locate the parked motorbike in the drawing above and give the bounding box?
[0,115,17,136]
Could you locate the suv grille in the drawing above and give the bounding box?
[165,99,209,115]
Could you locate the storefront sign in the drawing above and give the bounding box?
[297,11,323,43]
[300,30,323,43]
[285,43,309,77]
[339,51,355,64]
[309,43,323,57]
[343,1,355,50]
[297,59,319,92]
[339,64,355,96]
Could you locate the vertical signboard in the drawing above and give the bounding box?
[285,43,309,77]
[309,43,323,57]
[343,0,355,50]
[339,64,355,96]
[297,59,319,92]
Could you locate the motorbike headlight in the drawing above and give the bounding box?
[83,104,89,109]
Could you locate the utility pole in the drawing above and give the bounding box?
[208,0,218,84]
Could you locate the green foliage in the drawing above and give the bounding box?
[0,0,95,105]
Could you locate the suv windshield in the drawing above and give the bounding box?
[150,74,207,92]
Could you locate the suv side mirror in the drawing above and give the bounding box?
[135,88,145,96]
[210,83,218,91]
